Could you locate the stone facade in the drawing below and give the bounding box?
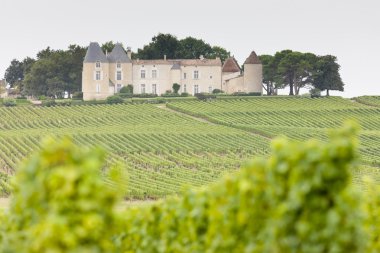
[82,42,263,100]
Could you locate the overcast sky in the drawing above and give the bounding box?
[1,0,379,97]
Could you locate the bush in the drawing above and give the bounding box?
[2,98,17,107]
[106,95,124,104]
[232,92,261,96]
[120,84,133,94]
[195,93,216,100]
[132,93,158,98]
[42,99,56,107]
[172,83,180,94]
[0,138,123,253]
[72,91,83,100]
[181,92,190,97]
[212,89,224,94]
[310,88,322,98]
[119,92,133,98]
[38,95,46,101]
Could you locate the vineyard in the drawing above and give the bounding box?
[1,96,380,197]
[0,103,269,198]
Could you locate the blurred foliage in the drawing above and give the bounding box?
[0,137,124,253]
[0,122,379,252]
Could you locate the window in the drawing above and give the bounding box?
[194,84,199,94]
[193,71,199,79]
[116,71,122,81]
[96,84,100,93]
[152,70,157,79]
[183,84,187,93]
[209,86,213,94]
[152,84,157,94]
[95,71,101,80]
[141,84,146,94]
[116,62,121,69]
[141,70,146,79]
[184,73,187,79]
[117,84,122,92]
[95,61,101,68]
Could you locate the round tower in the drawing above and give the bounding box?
[243,51,263,94]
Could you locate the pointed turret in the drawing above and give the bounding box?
[243,50,262,94]
[84,42,107,63]
[222,57,241,73]
[244,51,261,64]
[108,43,131,63]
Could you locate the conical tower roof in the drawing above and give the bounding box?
[108,43,131,63]
[84,42,107,63]
[244,51,261,64]
[222,57,241,73]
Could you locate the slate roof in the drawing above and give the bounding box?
[84,42,108,63]
[107,43,131,63]
[171,62,181,70]
[222,57,241,73]
[132,58,222,66]
[244,51,261,64]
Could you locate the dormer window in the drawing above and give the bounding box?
[116,62,121,69]
[95,61,101,68]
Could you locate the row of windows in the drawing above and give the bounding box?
[95,69,212,81]
[95,61,122,69]
[95,71,123,81]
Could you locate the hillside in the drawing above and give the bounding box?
[1,96,379,197]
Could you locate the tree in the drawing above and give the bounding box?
[136,33,180,59]
[4,59,24,86]
[260,55,277,95]
[313,55,344,96]
[209,46,230,62]
[172,83,180,94]
[176,37,213,59]
[101,41,117,54]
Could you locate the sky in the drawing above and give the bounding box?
[0,0,379,98]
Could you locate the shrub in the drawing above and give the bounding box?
[72,91,83,100]
[181,92,190,97]
[42,99,56,107]
[310,88,321,98]
[212,89,224,94]
[195,93,216,100]
[2,98,17,107]
[120,84,133,94]
[106,95,124,104]
[119,92,133,98]
[38,95,46,101]
[132,93,158,98]
[172,83,180,94]
[0,138,123,253]
[232,92,261,96]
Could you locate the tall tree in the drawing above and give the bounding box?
[313,55,344,96]
[176,37,213,59]
[260,54,277,95]
[4,59,24,86]
[209,46,230,62]
[136,33,180,59]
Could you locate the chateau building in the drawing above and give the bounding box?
[82,42,262,100]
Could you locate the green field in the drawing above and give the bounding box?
[1,96,379,197]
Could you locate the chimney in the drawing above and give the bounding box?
[127,47,132,59]
[200,55,204,60]
[164,55,167,61]
[105,50,108,57]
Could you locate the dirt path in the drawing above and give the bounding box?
[156,104,217,125]
[157,104,272,140]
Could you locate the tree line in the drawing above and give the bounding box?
[260,51,344,96]
[4,33,343,98]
